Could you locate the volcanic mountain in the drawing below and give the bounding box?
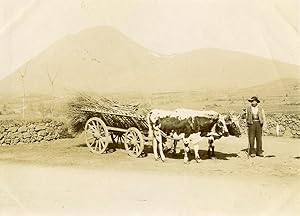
[0,26,298,95]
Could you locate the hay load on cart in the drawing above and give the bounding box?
[67,93,150,157]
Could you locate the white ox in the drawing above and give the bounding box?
[147,109,230,163]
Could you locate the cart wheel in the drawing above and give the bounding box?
[85,117,109,154]
[124,127,144,157]
[110,132,125,145]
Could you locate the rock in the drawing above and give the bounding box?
[28,128,35,133]
[263,128,270,135]
[11,133,18,139]
[54,133,60,139]
[23,132,31,139]
[35,124,46,131]
[29,131,36,137]
[278,125,285,136]
[28,124,35,129]
[46,128,54,134]
[43,119,52,123]
[57,126,63,131]
[18,125,28,133]
[55,122,63,126]
[14,137,20,144]
[6,132,12,138]
[8,127,18,132]
[14,132,21,138]
[44,135,54,141]
[269,128,277,136]
[283,129,293,138]
[38,130,48,137]
[37,136,43,141]
[32,132,37,137]
[0,127,5,133]
[24,138,31,143]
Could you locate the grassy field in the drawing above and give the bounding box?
[0,91,299,122]
[0,78,299,121]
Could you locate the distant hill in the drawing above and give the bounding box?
[109,78,300,114]
[0,26,299,96]
[232,78,300,98]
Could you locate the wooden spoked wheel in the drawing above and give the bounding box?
[124,127,144,157]
[110,132,125,145]
[84,117,109,154]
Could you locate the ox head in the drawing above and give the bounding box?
[216,116,229,136]
[223,112,242,137]
[208,117,229,138]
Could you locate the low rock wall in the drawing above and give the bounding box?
[0,119,71,145]
[239,113,300,138]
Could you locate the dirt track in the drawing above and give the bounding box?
[0,135,299,215]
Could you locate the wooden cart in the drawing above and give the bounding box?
[82,107,151,157]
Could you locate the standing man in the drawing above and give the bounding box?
[243,96,266,157]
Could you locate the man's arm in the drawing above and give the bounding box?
[262,108,267,129]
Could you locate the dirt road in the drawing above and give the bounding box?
[0,135,299,215]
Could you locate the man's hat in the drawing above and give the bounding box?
[248,96,260,103]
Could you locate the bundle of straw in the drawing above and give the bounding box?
[66,93,149,134]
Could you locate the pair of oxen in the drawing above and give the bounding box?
[146,109,242,163]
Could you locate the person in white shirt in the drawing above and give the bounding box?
[243,96,266,157]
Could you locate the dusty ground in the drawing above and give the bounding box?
[0,135,299,216]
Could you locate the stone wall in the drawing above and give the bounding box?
[0,119,71,145]
[1,113,299,146]
[239,113,300,138]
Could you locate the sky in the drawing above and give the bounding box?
[0,0,299,79]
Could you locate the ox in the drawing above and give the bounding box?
[189,112,242,162]
[147,109,237,163]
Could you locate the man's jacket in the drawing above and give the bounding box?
[245,106,266,126]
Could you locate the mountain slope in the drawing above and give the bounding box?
[232,78,300,99]
[0,26,299,95]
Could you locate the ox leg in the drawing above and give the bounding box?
[189,134,204,163]
[158,138,166,162]
[211,145,215,157]
[152,138,159,161]
[207,147,211,159]
[154,130,165,162]
[172,140,178,155]
[193,143,201,163]
[184,144,190,164]
[208,144,216,159]
[207,144,214,159]
[207,144,213,159]
[208,143,212,159]
[207,137,215,159]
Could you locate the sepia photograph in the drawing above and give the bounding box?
[0,0,299,215]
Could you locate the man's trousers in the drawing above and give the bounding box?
[247,121,263,155]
